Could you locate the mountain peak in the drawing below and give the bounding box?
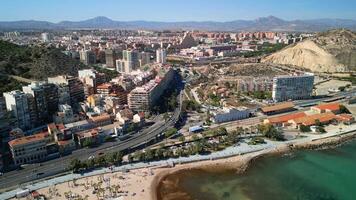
[255,16,285,23]
[85,16,114,23]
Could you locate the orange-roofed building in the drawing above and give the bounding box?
[96,83,113,95]
[289,112,337,128]
[261,102,295,115]
[58,139,76,155]
[76,128,101,147]
[47,123,71,142]
[90,113,112,127]
[311,103,341,114]
[8,132,50,165]
[335,114,355,125]
[264,112,307,127]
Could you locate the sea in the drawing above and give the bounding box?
[157,140,356,200]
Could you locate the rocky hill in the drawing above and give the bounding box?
[262,29,356,73]
[0,40,85,80]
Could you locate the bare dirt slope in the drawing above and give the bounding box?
[262,29,356,72]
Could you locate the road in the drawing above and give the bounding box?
[0,73,34,83]
[190,86,202,104]
[0,88,183,191]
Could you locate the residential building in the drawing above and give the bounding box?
[116,50,140,73]
[57,84,71,105]
[272,73,314,102]
[8,132,50,165]
[54,104,74,124]
[58,140,76,155]
[128,69,175,112]
[41,82,59,115]
[105,49,118,68]
[139,52,151,67]
[212,107,251,123]
[156,49,167,64]
[48,76,85,106]
[65,120,93,133]
[3,91,31,130]
[41,32,52,42]
[79,50,96,65]
[22,83,49,127]
[90,113,112,127]
[76,128,101,147]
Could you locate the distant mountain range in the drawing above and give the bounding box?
[0,16,356,32]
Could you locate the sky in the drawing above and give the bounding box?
[1,0,356,22]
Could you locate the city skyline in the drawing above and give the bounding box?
[1,0,356,22]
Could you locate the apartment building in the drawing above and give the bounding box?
[272,73,314,102]
[128,68,175,112]
[156,49,167,64]
[3,90,31,130]
[8,132,50,165]
[48,75,85,106]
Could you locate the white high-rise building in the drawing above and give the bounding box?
[156,49,167,64]
[41,32,52,43]
[272,73,314,102]
[3,91,31,130]
[116,50,140,73]
[116,59,131,74]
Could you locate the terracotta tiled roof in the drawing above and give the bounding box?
[8,132,48,147]
[266,112,307,124]
[291,112,336,126]
[261,102,295,113]
[312,103,340,112]
[91,113,111,123]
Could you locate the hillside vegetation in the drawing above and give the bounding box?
[0,40,85,80]
[262,29,356,72]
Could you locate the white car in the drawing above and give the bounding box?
[88,155,95,160]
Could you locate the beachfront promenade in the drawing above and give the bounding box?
[2,123,356,199]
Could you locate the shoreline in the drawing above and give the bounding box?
[7,130,356,200]
[152,131,356,200]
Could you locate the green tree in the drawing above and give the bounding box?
[259,124,284,141]
[338,86,346,92]
[317,126,326,133]
[340,105,350,114]
[144,149,155,161]
[300,125,311,132]
[70,159,82,172]
[82,138,94,148]
[155,148,164,159]
[165,128,177,138]
[95,156,106,166]
[315,119,323,127]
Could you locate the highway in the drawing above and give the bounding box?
[0,88,183,191]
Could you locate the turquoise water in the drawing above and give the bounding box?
[160,141,356,200]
